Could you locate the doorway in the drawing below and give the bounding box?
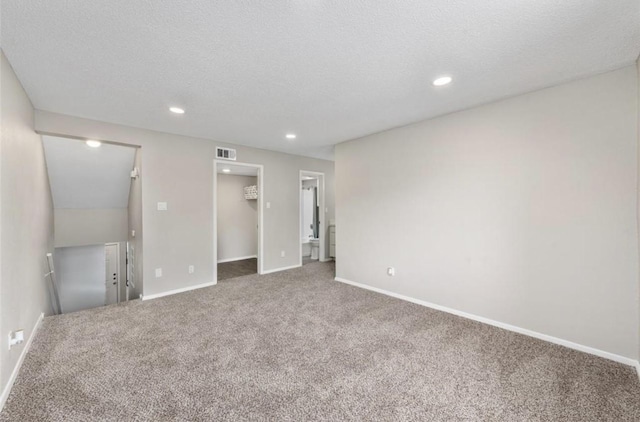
[105,243,120,305]
[213,160,264,281]
[41,135,142,313]
[299,170,326,266]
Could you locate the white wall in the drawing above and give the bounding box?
[0,51,55,405]
[217,174,258,262]
[336,65,639,360]
[34,111,335,297]
[55,245,107,314]
[54,208,128,247]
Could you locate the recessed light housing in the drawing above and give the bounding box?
[169,107,185,114]
[86,140,101,148]
[286,134,297,140]
[222,168,231,173]
[433,76,452,86]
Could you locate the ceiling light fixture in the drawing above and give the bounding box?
[86,140,102,148]
[169,107,185,114]
[222,168,231,173]
[286,134,297,140]
[432,76,452,86]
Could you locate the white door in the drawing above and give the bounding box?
[105,244,119,305]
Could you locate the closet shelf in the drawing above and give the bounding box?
[244,185,258,200]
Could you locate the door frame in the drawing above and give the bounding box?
[213,160,264,282]
[299,170,326,266]
[105,242,120,304]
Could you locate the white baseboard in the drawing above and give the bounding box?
[635,361,640,381]
[261,264,301,275]
[217,255,257,264]
[1,312,44,412]
[335,277,639,368]
[142,280,217,301]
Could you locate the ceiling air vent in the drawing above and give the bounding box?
[216,147,237,161]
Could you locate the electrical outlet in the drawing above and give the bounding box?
[188,265,195,274]
[281,250,285,258]
[266,202,271,209]
[8,330,24,350]
[387,267,395,276]
[157,202,167,211]
[155,268,162,277]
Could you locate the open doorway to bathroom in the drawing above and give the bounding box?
[300,170,326,266]
[214,161,263,281]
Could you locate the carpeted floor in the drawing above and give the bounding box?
[217,258,257,281]
[1,261,639,421]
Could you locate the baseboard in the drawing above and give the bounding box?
[0,312,44,412]
[261,264,301,275]
[217,255,257,264]
[335,277,639,368]
[635,361,640,381]
[142,280,217,301]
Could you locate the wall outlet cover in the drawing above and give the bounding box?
[281,250,285,257]
[387,267,395,276]
[157,202,168,211]
[155,268,163,277]
[8,329,24,350]
[188,265,195,274]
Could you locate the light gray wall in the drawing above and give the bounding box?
[637,56,640,361]
[335,65,639,360]
[127,148,143,299]
[217,174,258,261]
[0,51,55,399]
[54,208,128,247]
[34,111,335,297]
[55,245,106,314]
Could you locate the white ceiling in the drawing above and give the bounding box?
[4,1,640,160]
[42,136,136,209]
[217,163,258,177]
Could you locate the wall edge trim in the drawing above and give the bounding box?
[0,312,45,412]
[334,276,639,367]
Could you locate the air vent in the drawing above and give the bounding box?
[216,147,237,161]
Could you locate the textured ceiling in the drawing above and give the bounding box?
[42,136,136,209]
[3,1,640,160]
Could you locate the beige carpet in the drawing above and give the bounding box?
[217,257,257,281]
[1,261,639,421]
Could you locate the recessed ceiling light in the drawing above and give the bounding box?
[86,140,101,148]
[433,76,452,86]
[169,107,185,114]
[286,134,297,140]
[222,168,231,173]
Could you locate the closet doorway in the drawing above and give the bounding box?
[213,161,264,281]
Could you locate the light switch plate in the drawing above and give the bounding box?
[157,202,168,211]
